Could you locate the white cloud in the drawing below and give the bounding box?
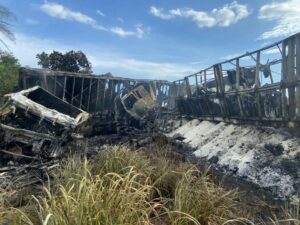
[135,24,146,38]
[110,24,146,38]
[2,33,197,80]
[89,56,196,79]
[96,10,105,17]
[258,0,300,40]
[149,6,174,20]
[25,18,40,26]
[150,1,250,28]
[41,2,106,30]
[110,27,135,38]
[40,2,147,38]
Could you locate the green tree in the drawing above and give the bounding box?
[36,51,49,69]
[0,51,20,96]
[0,5,16,49]
[36,50,92,73]
[48,51,64,71]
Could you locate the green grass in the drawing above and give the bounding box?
[0,145,299,225]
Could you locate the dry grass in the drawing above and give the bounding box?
[0,145,299,225]
[173,168,239,225]
[27,167,165,224]
[267,200,300,225]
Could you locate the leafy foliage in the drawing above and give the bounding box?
[35,52,49,69]
[36,50,92,73]
[0,51,19,96]
[0,5,16,49]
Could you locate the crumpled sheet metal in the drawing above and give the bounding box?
[4,86,89,129]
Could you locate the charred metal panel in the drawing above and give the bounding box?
[171,32,300,127]
[19,68,174,114]
[18,33,300,127]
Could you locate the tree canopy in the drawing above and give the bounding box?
[0,51,20,96]
[36,50,92,74]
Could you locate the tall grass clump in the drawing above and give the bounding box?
[94,145,154,176]
[267,198,300,225]
[146,145,194,198]
[39,168,162,224]
[172,168,240,225]
[12,158,167,225]
[0,188,7,220]
[8,146,201,225]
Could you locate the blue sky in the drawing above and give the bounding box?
[1,0,300,80]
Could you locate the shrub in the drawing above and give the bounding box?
[0,51,19,96]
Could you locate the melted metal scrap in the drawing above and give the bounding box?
[0,86,89,163]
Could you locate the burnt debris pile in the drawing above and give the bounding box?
[0,74,174,167]
[0,81,172,188]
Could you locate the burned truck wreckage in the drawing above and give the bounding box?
[16,33,300,128]
[0,71,174,164]
[0,87,89,164]
[1,32,300,197]
[174,33,300,127]
[2,32,300,159]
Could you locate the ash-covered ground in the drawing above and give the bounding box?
[169,119,300,199]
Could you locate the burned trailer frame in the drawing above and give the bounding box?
[19,68,175,115]
[172,32,300,127]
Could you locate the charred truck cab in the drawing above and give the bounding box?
[120,82,157,120]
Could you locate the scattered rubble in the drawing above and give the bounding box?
[0,160,60,189]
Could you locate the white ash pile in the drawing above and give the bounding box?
[169,119,300,199]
